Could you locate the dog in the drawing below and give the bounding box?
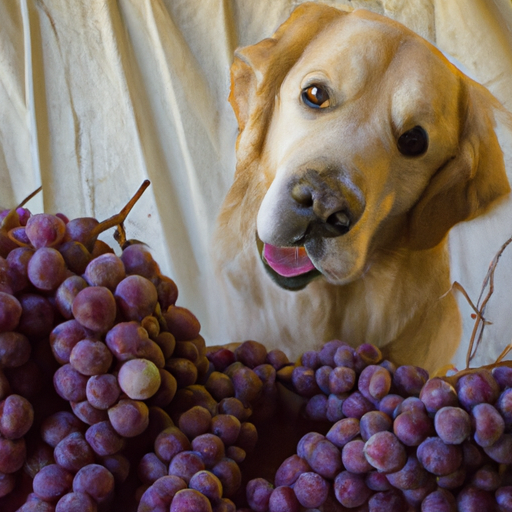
[213,3,510,372]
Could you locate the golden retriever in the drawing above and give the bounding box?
[213,3,510,372]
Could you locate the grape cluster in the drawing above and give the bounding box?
[242,341,512,511]
[2,190,512,511]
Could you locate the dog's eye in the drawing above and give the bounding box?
[302,85,330,109]
[397,126,429,156]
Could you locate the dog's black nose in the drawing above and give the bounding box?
[290,170,357,238]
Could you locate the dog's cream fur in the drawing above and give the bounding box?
[213,3,510,372]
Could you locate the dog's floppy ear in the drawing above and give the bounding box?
[229,3,346,162]
[408,80,511,250]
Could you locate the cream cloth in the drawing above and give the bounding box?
[1,0,512,370]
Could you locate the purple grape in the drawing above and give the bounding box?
[53,364,88,402]
[225,445,245,463]
[342,439,373,473]
[207,348,235,373]
[154,426,191,462]
[393,365,428,397]
[484,434,512,464]
[55,492,97,512]
[71,400,109,426]
[40,412,83,448]
[393,408,433,446]
[0,394,34,439]
[368,489,407,511]
[231,366,263,403]
[165,358,198,388]
[86,374,121,410]
[492,366,512,390]
[189,470,223,503]
[115,275,158,322]
[168,451,206,483]
[191,433,225,467]
[386,454,428,490]
[420,378,459,415]
[268,485,300,512]
[326,417,360,448]
[434,406,471,444]
[417,437,463,476]
[360,410,392,441]
[333,470,372,508]
[329,365,356,394]
[274,454,311,487]
[234,340,268,368]
[356,342,382,366]
[326,392,347,422]
[368,365,392,400]
[138,475,187,511]
[72,286,117,334]
[138,452,167,484]
[54,432,95,472]
[305,393,328,420]
[156,275,179,310]
[364,431,407,472]
[265,349,289,370]
[235,422,258,452]
[456,370,500,411]
[99,453,130,485]
[211,458,241,498]
[85,421,125,456]
[0,436,26,473]
[292,366,320,397]
[33,463,73,501]
[6,246,34,293]
[379,394,404,417]
[0,292,22,332]
[27,247,67,291]
[456,485,497,511]
[366,470,393,491]
[58,241,91,275]
[496,388,512,430]
[25,213,66,248]
[148,369,178,408]
[117,358,161,400]
[170,489,213,512]
[178,405,212,439]
[163,305,201,341]
[437,467,467,489]
[496,486,512,512]
[173,341,199,364]
[0,332,31,370]
[121,243,160,279]
[314,365,332,394]
[84,253,125,291]
[0,471,15,497]
[421,488,457,512]
[341,390,375,418]
[304,437,342,479]
[318,339,346,366]
[294,471,329,508]
[210,414,241,446]
[72,463,115,504]
[69,339,113,376]
[49,319,88,365]
[471,464,501,491]
[108,399,149,437]
[17,293,54,337]
[334,345,356,369]
[471,403,505,448]
[246,478,273,512]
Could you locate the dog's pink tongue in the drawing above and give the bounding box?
[263,243,315,277]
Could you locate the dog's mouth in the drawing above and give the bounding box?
[256,237,321,291]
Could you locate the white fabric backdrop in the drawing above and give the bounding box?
[1,0,512,370]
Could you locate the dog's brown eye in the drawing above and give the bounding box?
[302,85,330,109]
[397,126,428,156]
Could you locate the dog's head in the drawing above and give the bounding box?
[225,3,510,291]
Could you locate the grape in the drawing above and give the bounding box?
[205,372,235,401]
[496,486,512,512]
[16,497,57,511]
[368,489,407,511]
[274,454,311,487]
[0,331,31,368]
[108,399,149,437]
[294,471,329,508]
[233,340,267,369]
[0,292,22,332]
[484,433,512,464]
[417,437,463,476]
[304,437,342,479]
[456,370,500,410]
[72,286,117,334]
[169,451,206,483]
[314,365,332,394]
[210,415,240,447]
[86,374,121,410]
[157,275,179,310]
[207,348,235,373]
[54,432,95,472]
[326,417,360,448]
[54,275,90,320]
[85,421,125,456]
[265,349,289,370]
[53,364,88,402]
[120,243,160,279]
[379,394,403,417]
[333,345,356,369]
[456,485,497,511]
[386,454,428,490]
[393,408,433,446]
[166,358,198,388]
[26,213,66,248]
[55,492,97,512]
[190,470,223,503]
[64,217,100,251]
[268,486,300,512]
[115,275,158,322]
[211,458,241,498]
[342,439,373,473]
[148,369,178,408]
[393,365,429,397]
[329,365,356,394]
[191,433,225,467]
[49,319,88,365]
[341,390,375,419]
[154,426,191,462]
[493,366,512,390]
[319,339,346,366]
[105,321,150,361]
[84,253,125,291]
[138,475,187,511]
[163,305,201,341]
[496,388,512,429]
[40,411,84,448]
[301,350,320,369]
[291,366,320,397]
[421,488,457,511]
[170,489,213,512]
[99,453,130,485]
[0,471,16,497]
[434,406,471,444]
[356,342,382,366]
[360,410,392,441]
[17,293,54,337]
[58,241,92,275]
[366,470,393,491]
[73,463,115,504]
[6,246,33,293]
[471,403,505,447]
[0,394,34,439]
[305,393,328,420]
[174,341,200,363]
[437,466,467,489]
[419,377,459,415]
[27,247,67,291]
[138,452,167,484]
[368,365,392,400]
[0,436,25,473]
[333,470,371,508]
[246,478,273,512]
[225,446,245,463]
[71,400,109,425]
[117,358,161,399]
[69,339,113,376]
[231,366,263,403]
[326,392,347,422]
[141,315,161,340]
[32,463,73,501]
[364,431,407,472]
[471,463,501,491]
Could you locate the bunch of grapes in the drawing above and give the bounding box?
[239,340,512,511]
